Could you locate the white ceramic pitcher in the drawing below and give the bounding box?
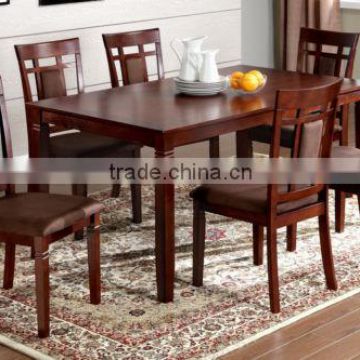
[171,36,207,82]
[199,49,220,83]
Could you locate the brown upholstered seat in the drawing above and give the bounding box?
[331,146,360,194]
[191,184,318,214]
[332,145,360,158]
[50,132,138,158]
[0,193,103,237]
[251,120,342,149]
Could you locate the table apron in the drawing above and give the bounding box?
[41,110,160,148]
[338,90,360,106]
[41,109,273,150]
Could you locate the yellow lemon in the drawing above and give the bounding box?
[247,70,265,86]
[241,74,259,92]
[231,71,244,80]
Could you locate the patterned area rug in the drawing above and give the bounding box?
[0,186,360,360]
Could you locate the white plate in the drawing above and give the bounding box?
[176,87,227,96]
[175,76,227,85]
[174,76,228,96]
[176,83,225,89]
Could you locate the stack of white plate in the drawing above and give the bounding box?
[174,76,228,96]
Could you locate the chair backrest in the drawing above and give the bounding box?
[269,80,342,209]
[0,78,13,160]
[102,28,164,87]
[15,38,84,103]
[0,77,14,194]
[297,27,359,78]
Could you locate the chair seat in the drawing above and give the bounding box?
[0,193,103,237]
[251,120,342,148]
[191,184,318,214]
[331,146,360,194]
[332,145,360,158]
[50,132,139,158]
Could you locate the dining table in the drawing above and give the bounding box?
[25,65,360,303]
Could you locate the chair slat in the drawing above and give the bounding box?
[103,28,165,87]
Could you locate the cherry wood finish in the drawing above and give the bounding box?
[331,147,360,233]
[15,38,141,228]
[103,28,165,87]
[248,28,359,253]
[192,82,342,313]
[103,28,166,225]
[0,77,102,338]
[290,27,359,249]
[297,27,359,145]
[25,65,360,303]
[297,27,359,78]
[249,28,359,156]
[103,28,220,158]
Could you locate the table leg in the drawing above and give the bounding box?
[209,136,220,158]
[26,105,50,193]
[155,148,175,303]
[356,101,360,149]
[236,130,254,158]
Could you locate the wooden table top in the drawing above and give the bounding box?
[28,65,360,134]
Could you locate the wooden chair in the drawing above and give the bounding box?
[102,28,220,158]
[331,146,360,232]
[252,28,359,147]
[15,38,142,233]
[0,76,102,338]
[250,27,359,251]
[191,81,342,313]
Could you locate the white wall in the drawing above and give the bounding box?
[0,0,242,155]
[241,0,274,67]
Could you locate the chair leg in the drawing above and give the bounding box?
[267,227,280,313]
[3,243,16,290]
[111,183,121,198]
[72,184,88,240]
[209,136,220,158]
[339,105,349,146]
[34,238,50,338]
[130,147,142,224]
[286,224,297,252]
[335,190,346,233]
[253,225,264,266]
[130,184,142,224]
[193,201,206,287]
[319,212,337,291]
[87,214,101,305]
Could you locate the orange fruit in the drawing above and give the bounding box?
[247,70,265,86]
[231,79,242,90]
[231,71,244,80]
[240,74,259,92]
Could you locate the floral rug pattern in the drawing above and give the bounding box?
[0,186,360,359]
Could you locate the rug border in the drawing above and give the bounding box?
[207,287,360,360]
[2,289,360,360]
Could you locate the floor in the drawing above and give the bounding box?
[221,293,360,360]
[0,109,357,359]
[0,346,31,360]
